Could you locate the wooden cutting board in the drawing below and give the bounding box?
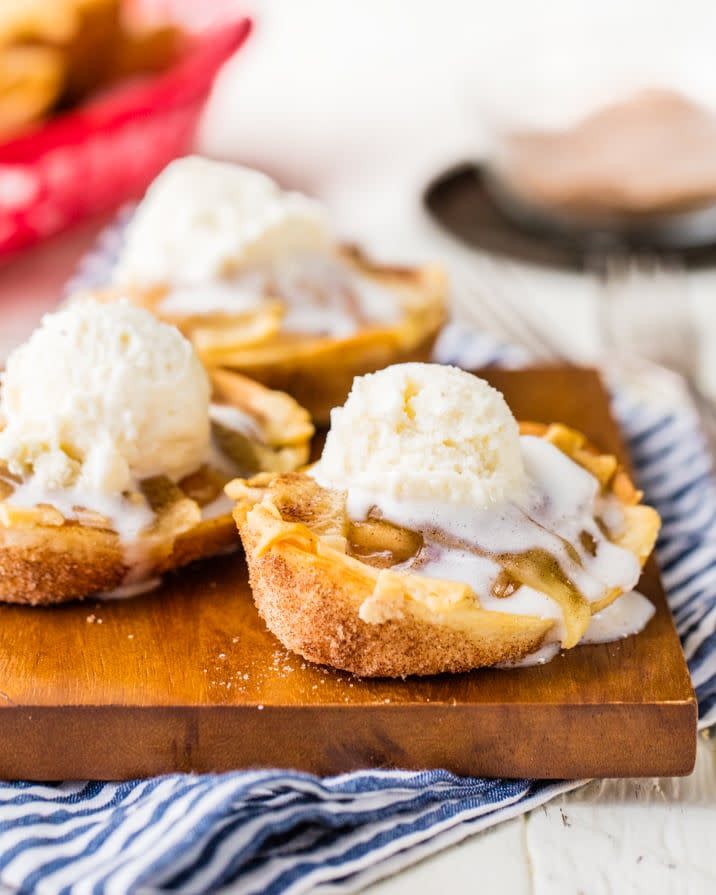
[0,368,697,780]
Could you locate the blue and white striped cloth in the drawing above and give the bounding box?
[0,234,713,894]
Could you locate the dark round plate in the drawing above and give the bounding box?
[424,163,716,271]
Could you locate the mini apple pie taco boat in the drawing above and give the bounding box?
[105,157,448,423]
[227,365,660,677]
[0,301,313,605]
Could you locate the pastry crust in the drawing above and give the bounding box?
[102,246,447,424]
[0,512,233,606]
[238,517,553,677]
[0,372,313,606]
[228,423,661,677]
[212,248,447,423]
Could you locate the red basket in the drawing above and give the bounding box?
[0,17,251,257]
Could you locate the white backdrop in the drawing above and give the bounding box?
[198,0,716,251]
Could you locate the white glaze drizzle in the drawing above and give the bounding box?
[580,589,655,644]
[200,491,235,521]
[98,577,161,600]
[5,479,153,543]
[158,253,401,338]
[159,274,267,317]
[1,401,260,599]
[342,436,640,608]
[501,590,656,668]
[209,402,264,443]
[497,642,561,669]
[322,434,650,662]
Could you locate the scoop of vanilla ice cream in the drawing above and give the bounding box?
[316,364,526,506]
[0,299,211,495]
[113,156,332,287]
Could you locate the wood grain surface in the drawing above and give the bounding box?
[0,368,697,780]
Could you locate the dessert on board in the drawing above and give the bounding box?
[0,298,312,604]
[104,156,447,423]
[0,159,661,683]
[229,363,660,676]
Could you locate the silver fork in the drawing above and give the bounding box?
[597,255,703,378]
[449,257,569,364]
[597,255,716,451]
